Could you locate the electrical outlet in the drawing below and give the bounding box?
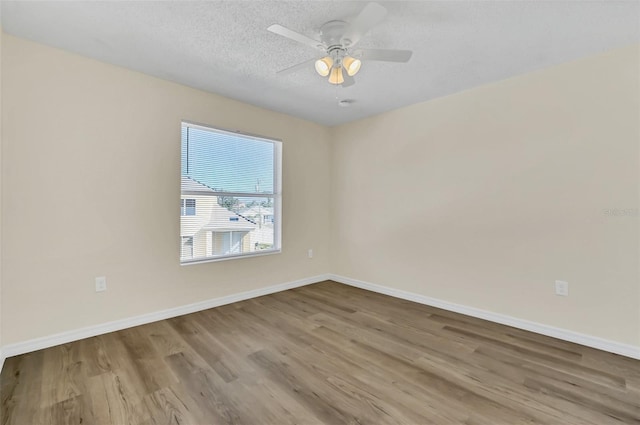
[555,280,569,296]
[308,249,313,259]
[95,276,107,292]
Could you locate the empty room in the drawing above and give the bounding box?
[0,1,639,424]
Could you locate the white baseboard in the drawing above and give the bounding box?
[2,272,638,376]
[1,274,331,362]
[330,274,640,360]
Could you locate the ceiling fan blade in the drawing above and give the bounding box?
[340,2,388,48]
[275,58,317,75]
[342,73,355,87]
[355,48,413,62]
[267,24,324,51]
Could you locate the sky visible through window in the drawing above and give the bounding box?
[181,125,275,194]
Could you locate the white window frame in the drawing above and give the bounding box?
[180,121,282,265]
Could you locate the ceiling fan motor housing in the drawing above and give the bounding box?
[320,20,351,48]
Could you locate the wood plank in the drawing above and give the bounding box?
[1,280,638,425]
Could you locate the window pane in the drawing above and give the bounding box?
[181,237,193,261]
[185,199,196,216]
[182,126,274,194]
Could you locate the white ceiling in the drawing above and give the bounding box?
[2,1,639,126]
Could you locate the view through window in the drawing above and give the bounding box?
[180,122,282,264]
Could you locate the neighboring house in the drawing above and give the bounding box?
[181,176,257,261]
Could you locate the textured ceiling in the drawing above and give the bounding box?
[2,1,639,126]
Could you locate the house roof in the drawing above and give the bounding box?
[202,208,256,233]
[181,176,215,193]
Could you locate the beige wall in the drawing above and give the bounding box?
[331,45,640,346]
[0,26,3,350]
[1,35,331,345]
[1,33,638,350]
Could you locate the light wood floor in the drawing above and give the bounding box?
[1,281,639,424]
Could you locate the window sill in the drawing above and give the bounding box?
[180,249,281,266]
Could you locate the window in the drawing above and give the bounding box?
[180,121,282,264]
[181,237,193,260]
[180,199,196,216]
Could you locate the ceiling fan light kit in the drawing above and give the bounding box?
[316,51,361,84]
[342,56,362,77]
[268,2,412,88]
[314,56,333,77]
[328,66,345,85]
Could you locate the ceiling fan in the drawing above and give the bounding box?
[267,2,412,87]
